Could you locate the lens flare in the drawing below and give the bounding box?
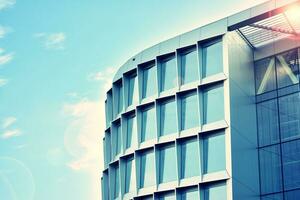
[285,5,300,23]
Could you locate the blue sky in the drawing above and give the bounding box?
[0,0,267,199]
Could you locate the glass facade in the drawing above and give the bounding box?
[180,90,199,130]
[202,39,223,78]
[158,143,177,184]
[127,73,138,107]
[125,113,137,149]
[180,47,198,85]
[256,48,300,199]
[124,156,135,194]
[159,98,177,137]
[180,137,200,179]
[202,83,224,124]
[160,55,177,92]
[202,182,227,200]
[140,105,156,143]
[102,27,229,200]
[139,149,155,188]
[142,63,157,99]
[202,131,226,174]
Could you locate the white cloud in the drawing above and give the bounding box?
[0,48,14,66]
[0,78,8,87]
[2,117,16,129]
[34,32,66,50]
[88,67,116,91]
[0,25,11,38]
[0,0,16,11]
[1,129,21,139]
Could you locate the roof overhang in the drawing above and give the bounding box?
[228,0,300,48]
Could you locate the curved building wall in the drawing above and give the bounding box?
[102,34,231,200]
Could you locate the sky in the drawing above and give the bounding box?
[0,0,268,200]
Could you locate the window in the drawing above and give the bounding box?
[276,49,299,89]
[157,191,175,200]
[127,73,139,107]
[142,63,157,99]
[180,91,199,130]
[159,98,177,136]
[139,149,155,188]
[160,55,177,92]
[158,143,177,183]
[203,83,224,124]
[113,123,122,158]
[202,39,223,78]
[282,140,300,190]
[124,156,136,194]
[141,105,156,143]
[112,165,120,199]
[180,137,200,179]
[136,195,153,200]
[261,193,283,200]
[125,114,137,149]
[180,47,199,85]
[255,57,276,95]
[259,145,283,194]
[285,189,300,200]
[179,186,199,200]
[279,93,300,141]
[115,82,124,115]
[202,131,225,174]
[202,182,226,200]
[257,99,280,146]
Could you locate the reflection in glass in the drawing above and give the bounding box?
[127,74,138,107]
[255,57,276,94]
[203,182,226,200]
[126,114,137,149]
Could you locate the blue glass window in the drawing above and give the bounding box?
[203,83,224,124]
[276,49,299,89]
[160,98,177,136]
[285,189,300,200]
[125,114,137,149]
[257,99,280,146]
[179,186,199,200]
[115,82,124,115]
[112,165,120,199]
[157,191,175,200]
[279,93,300,141]
[180,137,200,179]
[124,156,135,194]
[202,131,225,174]
[160,55,177,92]
[203,182,226,200]
[113,123,122,158]
[141,105,156,143]
[140,149,155,188]
[282,140,300,190]
[180,47,199,85]
[255,57,276,95]
[180,91,199,130]
[127,73,139,107]
[202,39,223,78]
[159,143,177,183]
[261,193,283,200]
[259,145,283,194]
[136,195,153,200]
[142,63,157,99]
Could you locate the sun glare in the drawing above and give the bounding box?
[285,5,300,23]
